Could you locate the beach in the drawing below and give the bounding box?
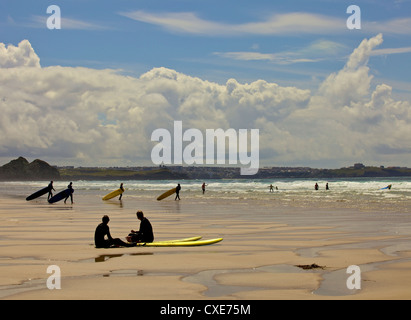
[1,180,411,300]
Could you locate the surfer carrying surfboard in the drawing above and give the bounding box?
[47,181,55,200]
[126,211,154,243]
[64,182,74,204]
[175,183,181,200]
[119,183,124,200]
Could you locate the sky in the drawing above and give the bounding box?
[0,0,410,170]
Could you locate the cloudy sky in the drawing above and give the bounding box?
[0,0,410,169]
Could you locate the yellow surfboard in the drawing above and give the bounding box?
[135,238,223,247]
[102,188,124,200]
[157,187,177,201]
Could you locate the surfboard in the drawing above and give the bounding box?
[26,186,52,201]
[102,188,124,200]
[153,236,202,243]
[48,188,74,204]
[380,184,392,190]
[135,238,223,247]
[157,187,177,201]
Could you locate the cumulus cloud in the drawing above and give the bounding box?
[0,35,410,167]
[0,40,40,68]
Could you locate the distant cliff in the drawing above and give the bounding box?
[58,167,188,180]
[1,157,409,181]
[0,157,61,181]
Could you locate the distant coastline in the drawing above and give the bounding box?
[0,157,410,181]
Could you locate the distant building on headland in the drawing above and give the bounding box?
[353,163,365,169]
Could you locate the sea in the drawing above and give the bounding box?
[1,177,410,213]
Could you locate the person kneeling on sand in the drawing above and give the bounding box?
[127,211,154,243]
[94,215,135,248]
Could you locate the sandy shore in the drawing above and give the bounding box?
[1,191,411,300]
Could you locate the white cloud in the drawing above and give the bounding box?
[365,17,411,35]
[121,10,411,37]
[371,46,411,56]
[0,35,410,167]
[120,11,346,36]
[30,15,110,30]
[214,40,346,64]
[0,40,40,68]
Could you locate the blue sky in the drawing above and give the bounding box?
[2,0,411,91]
[0,0,410,168]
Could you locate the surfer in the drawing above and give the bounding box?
[315,183,319,191]
[269,184,274,192]
[47,181,55,200]
[202,182,207,194]
[94,215,135,248]
[127,211,154,243]
[119,183,124,200]
[326,183,329,190]
[175,183,181,200]
[64,182,74,204]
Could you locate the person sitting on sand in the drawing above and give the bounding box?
[127,211,154,243]
[94,215,135,248]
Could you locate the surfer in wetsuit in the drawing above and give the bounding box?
[119,183,124,200]
[202,182,207,194]
[175,183,181,200]
[315,183,319,191]
[94,215,135,248]
[47,181,55,200]
[127,211,154,243]
[64,182,74,204]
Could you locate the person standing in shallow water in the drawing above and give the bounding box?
[175,183,181,200]
[47,181,55,200]
[119,183,124,200]
[64,182,74,204]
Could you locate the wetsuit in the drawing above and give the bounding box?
[128,218,154,243]
[64,183,74,204]
[47,182,55,200]
[94,222,134,248]
[119,184,124,200]
[175,184,181,200]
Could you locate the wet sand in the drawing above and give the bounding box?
[1,191,411,300]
